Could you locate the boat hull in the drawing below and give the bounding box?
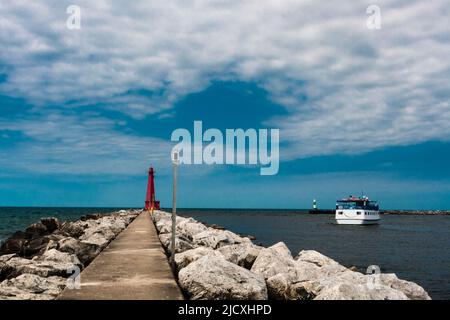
[335,218,380,225]
[335,209,380,225]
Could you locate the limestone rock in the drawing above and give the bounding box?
[192,229,248,249]
[176,218,208,240]
[217,243,262,269]
[22,233,67,258]
[0,249,82,279]
[251,242,297,279]
[80,233,111,249]
[151,210,171,224]
[60,222,85,238]
[58,237,101,265]
[159,233,195,254]
[174,247,223,270]
[376,273,431,300]
[0,273,66,300]
[293,252,431,300]
[296,250,340,267]
[314,282,409,300]
[178,256,268,300]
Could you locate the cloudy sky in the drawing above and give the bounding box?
[1,0,450,209]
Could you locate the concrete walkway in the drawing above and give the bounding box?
[59,211,184,300]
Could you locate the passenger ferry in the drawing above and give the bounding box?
[335,196,380,225]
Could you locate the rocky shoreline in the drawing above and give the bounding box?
[152,210,431,300]
[0,209,140,300]
[0,209,432,300]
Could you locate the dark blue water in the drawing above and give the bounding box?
[0,207,449,299]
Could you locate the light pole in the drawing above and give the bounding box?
[170,149,180,270]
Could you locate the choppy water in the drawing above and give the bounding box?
[0,207,449,299]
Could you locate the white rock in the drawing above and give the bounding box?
[0,273,66,300]
[174,247,223,270]
[179,255,268,300]
[1,250,81,279]
[217,243,262,269]
[192,229,245,249]
[159,233,195,254]
[251,242,297,279]
[314,282,409,300]
[296,250,340,267]
[176,218,208,240]
[376,273,431,300]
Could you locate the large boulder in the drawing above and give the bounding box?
[0,232,29,255]
[35,249,81,265]
[375,273,431,300]
[314,282,409,300]
[178,256,268,300]
[155,216,187,234]
[159,233,195,254]
[80,233,111,249]
[251,242,297,279]
[22,233,67,258]
[58,237,101,265]
[79,218,120,248]
[151,210,171,224]
[296,250,341,267]
[294,250,431,300]
[25,223,48,239]
[40,218,61,233]
[217,243,262,269]
[0,273,66,300]
[176,218,209,240]
[60,222,85,238]
[192,229,249,249]
[174,247,223,270]
[98,216,127,235]
[1,249,82,280]
[251,243,325,300]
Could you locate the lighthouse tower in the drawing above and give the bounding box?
[145,167,160,211]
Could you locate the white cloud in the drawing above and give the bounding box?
[1,0,449,163]
[0,110,172,175]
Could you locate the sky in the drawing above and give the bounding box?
[0,0,450,209]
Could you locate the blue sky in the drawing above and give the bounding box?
[1,1,450,209]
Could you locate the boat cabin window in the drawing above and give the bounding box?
[336,200,379,210]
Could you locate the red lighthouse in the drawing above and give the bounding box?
[145,167,160,211]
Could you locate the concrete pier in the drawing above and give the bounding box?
[59,211,183,300]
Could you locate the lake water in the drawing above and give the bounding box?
[0,207,449,299]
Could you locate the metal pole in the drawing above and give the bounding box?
[170,160,177,270]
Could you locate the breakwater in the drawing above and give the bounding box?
[152,210,431,300]
[0,209,434,300]
[0,210,140,299]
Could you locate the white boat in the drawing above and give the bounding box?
[335,196,380,225]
